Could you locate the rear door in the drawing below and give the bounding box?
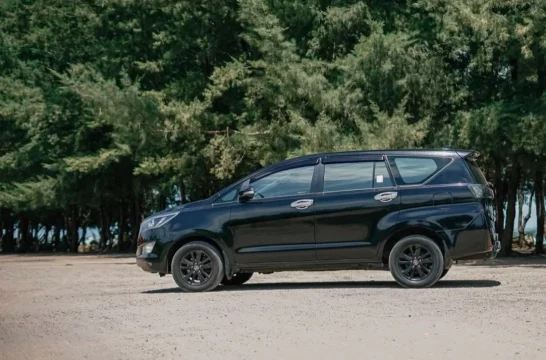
[314,155,400,261]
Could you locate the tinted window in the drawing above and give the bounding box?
[217,188,238,203]
[323,161,393,192]
[374,161,394,188]
[324,162,374,192]
[388,156,451,185]
[251,166,315,199]
[428,159,473,185]
[465,159,488,185]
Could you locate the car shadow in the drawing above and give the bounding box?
[142,279,501,294]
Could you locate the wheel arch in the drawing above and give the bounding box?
[380,226,451,267]
[167,235,233,278]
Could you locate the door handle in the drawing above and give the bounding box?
[290,199,314,210]
[374,192,398,202]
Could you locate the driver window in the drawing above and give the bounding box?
[250,166,315,199]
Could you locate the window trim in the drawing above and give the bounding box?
[318,159,396,194]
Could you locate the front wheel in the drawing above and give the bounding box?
[171,241,224,292]
[221,272,253,286]
[388,235,444,288]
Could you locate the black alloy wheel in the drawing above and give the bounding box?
[397,244,434,281]
[388,235,444,288]
[179,250,214,286]
[171,241,224,292]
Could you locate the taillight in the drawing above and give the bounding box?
[468,184,493,199]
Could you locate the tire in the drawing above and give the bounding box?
[171,241,224,292]
[439,268,450,279]
[388,235,444,288]
[221,272,253,286]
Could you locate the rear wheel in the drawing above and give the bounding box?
[171,241,224,292]
[221,272,253,286]
[388,235,444,288]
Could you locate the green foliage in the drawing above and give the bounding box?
[1,0,545,253]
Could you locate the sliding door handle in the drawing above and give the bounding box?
[290,199,314,210]
[374,192,398,203]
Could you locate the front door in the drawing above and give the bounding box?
[314,156,400,261]
[229,161,318,264]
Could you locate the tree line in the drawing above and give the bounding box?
[0,0,545,255]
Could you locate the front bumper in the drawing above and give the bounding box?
[135,227,172,273]
[136,242,167,273]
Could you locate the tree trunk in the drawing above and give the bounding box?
[493,159,505,236]
[159,194,167,210]
[19,214,30,253]
[1,213,14,253]
[68,206,79,253]
[54,216,61,251]
[99,203,108,250]
[535,167,545,255]
[517,181,524,248]
[62,215,70,251]
[4,222,14,253]
[502,162,520,256]
[0,218,3,252]
[118,203,126,252]
[130,196,141,251]
[180,180,187,204]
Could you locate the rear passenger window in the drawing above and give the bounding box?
[323,161,393,192]
[388,156,451,185]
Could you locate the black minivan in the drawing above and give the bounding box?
[136,149,500,291]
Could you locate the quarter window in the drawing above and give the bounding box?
[251,166,315,199]
[388,156,452,185]
[323,161,393,192]
[428,160,473,185]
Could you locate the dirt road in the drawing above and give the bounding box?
[1,255,545,360]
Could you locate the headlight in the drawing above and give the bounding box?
[141,211,180,231]
[142,241,155,255]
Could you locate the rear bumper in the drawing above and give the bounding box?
[454,240,500,260]
[449,210,500,261]
[452,233,501,261]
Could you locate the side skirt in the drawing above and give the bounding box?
[235,259,387,273]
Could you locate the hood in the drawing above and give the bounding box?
[146,198,212,218]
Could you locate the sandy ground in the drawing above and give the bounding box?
[0,255,545,360]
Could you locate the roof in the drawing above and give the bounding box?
[280,148,474,165]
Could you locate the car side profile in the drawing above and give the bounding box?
[136,149,501,291]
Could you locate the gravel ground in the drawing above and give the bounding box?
[1,255,545,360]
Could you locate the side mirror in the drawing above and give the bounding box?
[238,186,255,202]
